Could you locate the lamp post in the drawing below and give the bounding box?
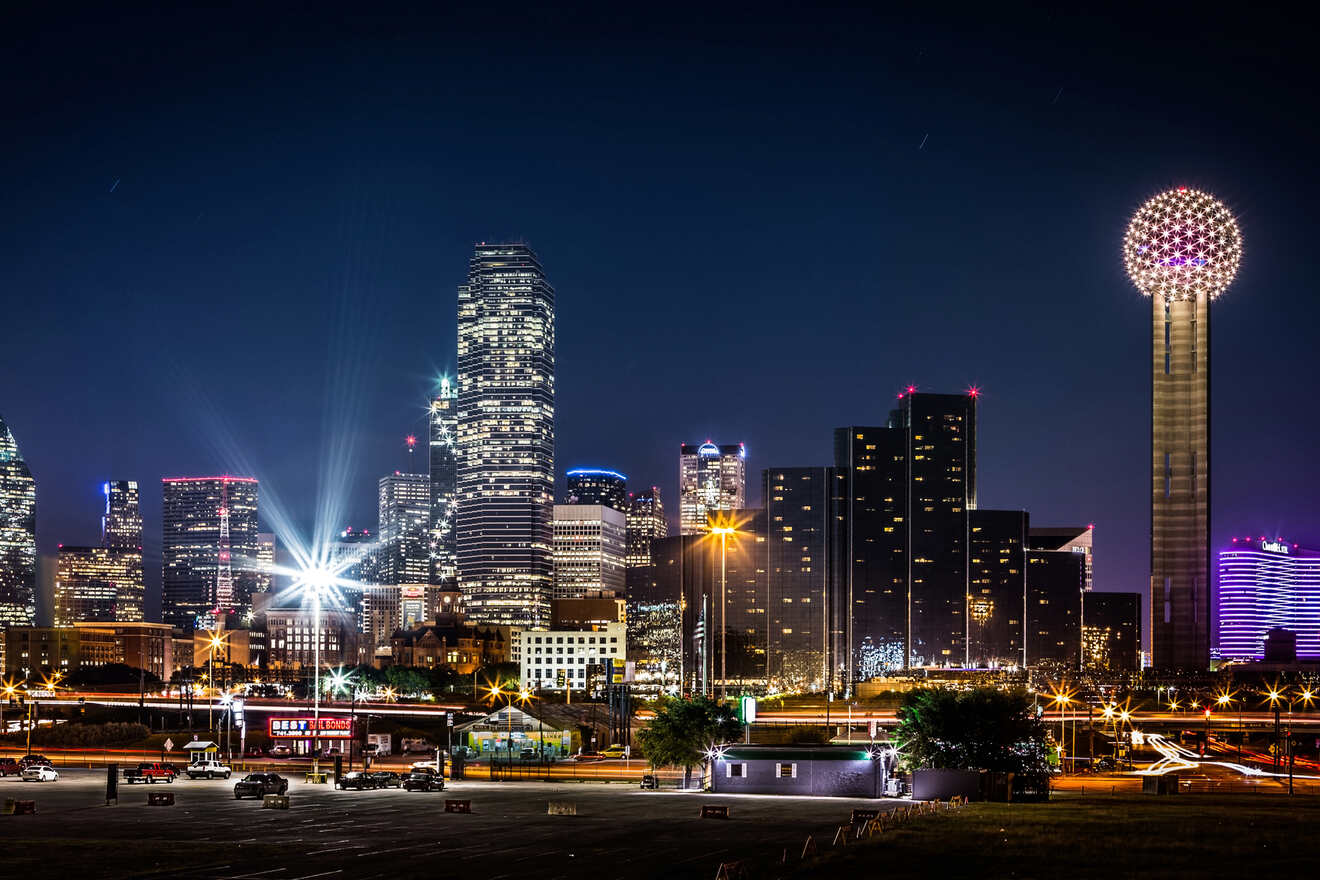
[205,631,226,735]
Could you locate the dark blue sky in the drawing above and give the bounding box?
[3,5,1317,622]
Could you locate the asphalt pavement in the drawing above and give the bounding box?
[1,769,898,879]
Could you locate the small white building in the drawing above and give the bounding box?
[520,621,626,692]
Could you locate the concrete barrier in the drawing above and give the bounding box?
[262,794,290,810]
[547,801,578,816]
[147,791,174,806]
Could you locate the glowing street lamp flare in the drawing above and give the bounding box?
[1124,187,1242,302]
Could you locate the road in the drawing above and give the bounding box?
[1,769,900,879]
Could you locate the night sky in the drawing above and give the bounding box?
[4,5,1317,627]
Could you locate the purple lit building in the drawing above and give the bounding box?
[1218,537,1320,662]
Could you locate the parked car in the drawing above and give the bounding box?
[268,745,293,758]
[601,745,628,759]
[21,765,59,782]
[18,754,52,770]
[186,759,233,780]
[572,751,605,762]
[242,747,266,758]
[369,771,402,789]
[1094,756,1118,772]
[233,772,288,799]
[401,737,433,754]
[335,771,378,791]
[123,762,177,784]
[402,768,445,792]
[0,757,21,776]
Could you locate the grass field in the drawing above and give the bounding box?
[794,792,1320,878]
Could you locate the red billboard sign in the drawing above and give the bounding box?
[267,716,354,739]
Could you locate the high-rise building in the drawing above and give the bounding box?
[832,425,907,681]
[1025,546,1086,667]
[1218,537,1320,662]
[566,468,627,512]
[331,527,379,584]
[161,476,260,630]
[378,472,431,586]
[967,509,1028,668]
[54,481,145,624]
[0,413,37,627]
[101,480,142,553]
[1028,526,1094,592]
[1082,591,1142,671]
[624,486,667,598]
[679,442,746,535]
[1125,188,1242,670]
[552,504,627,600]
[765,468,833,691]
[456,243,556,628]
[255,532,276,594]
[429,377,458,587]
[894,391,977,667]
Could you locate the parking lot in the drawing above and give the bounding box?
[1,768,899,878]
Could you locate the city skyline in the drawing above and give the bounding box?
[3,7,1317,641]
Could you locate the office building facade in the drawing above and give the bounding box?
[552,504,627,600]
[1218,537,1320,662]
[378,472,431,586]
[429,376,458,587]
[1082,591,1142,671]
[0,413,37,627]
[456,243,556,628]
[161,476,260,630]
[765,468,833,691]
[1025,546,1086,667]
[966,509,1028,668]
[679,442,746,535]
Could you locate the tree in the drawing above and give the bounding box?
[893,686,1049,789]
[636,696,741,788]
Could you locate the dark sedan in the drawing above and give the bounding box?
[402,768,445,792]
[369,771,402,789]
[335,771,379,791]
[0,757,21,776]
[233,772,289,799]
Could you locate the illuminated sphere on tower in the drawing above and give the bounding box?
[1123,187,1242,301]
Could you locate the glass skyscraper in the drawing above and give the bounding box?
[378,472,432,585]
[765,467,833,691]
[429,377,458,587]
[679,442,746,535]
[55,480,145,624]
[566,468,627,512]
[1219,537,1320,661]
[0,413,36,627]
[456,243,556,627]
[161,476,260,629]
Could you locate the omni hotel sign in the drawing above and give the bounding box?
[267,716,355,739]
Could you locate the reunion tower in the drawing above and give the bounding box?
[1124,187,1242,670]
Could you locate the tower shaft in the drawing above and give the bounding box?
[1151,293,1211,669]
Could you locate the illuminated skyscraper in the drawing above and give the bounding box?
[0,413,37,627]
[1125,187,1242,670]
[429,377,458,587]
[255,532,276,594]
[161,476,260,629]
[552,504,627,599]
[765,468,833,691]
[54,481,145,624]
[456,243,556,627]
[566,468,627,512]
[1219,537,1320,662]
[101,480,142,553]
[378,472,431,585]
[625,486,667,568]
[679,442,746,535]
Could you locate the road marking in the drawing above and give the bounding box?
[287,872,342,880]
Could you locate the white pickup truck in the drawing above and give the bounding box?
[186,759,232,780]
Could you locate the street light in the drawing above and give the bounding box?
[204,630,228,735]
[287,563,342,779]
[1049,685,1075,773]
